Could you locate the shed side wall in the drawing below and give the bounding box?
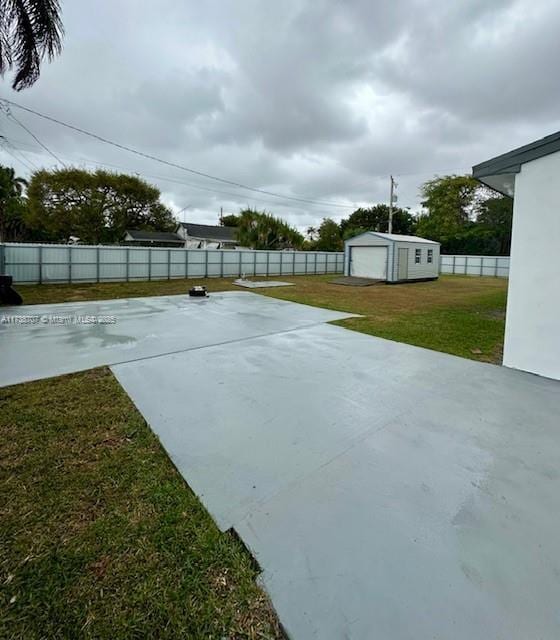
[391,242,439,281]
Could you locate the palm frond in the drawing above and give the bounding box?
[0,0,63,91]
[0,2,14,74]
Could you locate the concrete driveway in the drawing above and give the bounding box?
[0,291,353,387]
[112,322,560,639]
[2,292,560,638]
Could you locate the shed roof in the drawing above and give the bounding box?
[472,130,560,196]
[177,222,237,242]
[346,231,439,245]
[125,230,184,244]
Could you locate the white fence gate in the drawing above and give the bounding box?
[0,243,345,285]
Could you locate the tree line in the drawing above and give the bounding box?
[303,175,512,254]
[1,166,512,255]
[0,166,176,244]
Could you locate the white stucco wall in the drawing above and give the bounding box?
[503,151,560,380]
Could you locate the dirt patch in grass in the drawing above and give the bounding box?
[0,369,282,640]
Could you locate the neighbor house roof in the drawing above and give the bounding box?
[472,130,560,197]
[346,231,439,245]
[125,230,184,244]
[177,222,237,242]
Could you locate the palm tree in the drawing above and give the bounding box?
[0,165,28,243]
[0,0,64,91]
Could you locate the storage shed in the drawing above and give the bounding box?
[344,232,440,282]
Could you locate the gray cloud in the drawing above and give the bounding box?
[1,0,559,230]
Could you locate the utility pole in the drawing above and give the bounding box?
[388,175,397,234]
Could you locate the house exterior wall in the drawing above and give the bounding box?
[392,241,439,281]
[503,152,560,380]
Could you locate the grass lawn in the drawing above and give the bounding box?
[19,273,508,364]
[0,369,282,639]
[1,273,507,638]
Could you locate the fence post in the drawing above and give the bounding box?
[38,245,43,284]
[0,243,4,276]
[148,249,152,281]
[238,251,242,277]
[96,247,100,283]
[452,255,456,274]
[292,251,296,275]
[205,250,208,278]
[495,257,498,277]
[279,252,283,276]
[314,252,317,274]
[185,249,189,279]
[220,250,224,278]
[480,257,483,276]
[253,251,257,276]
[305,252,308,274]
[167,249,171,280]
[465,256,468,275]
[68,246,72,284]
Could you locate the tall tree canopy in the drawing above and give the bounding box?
[0,165,27,242]
[26,168,176,244]
[340,204,417,239]
[219,213,240,227]
[312,217,343,251]
[235,208,304,250]
[0,0,64,90]
[416,175,480,242]
[416,174,512,255]
[475,196,513,255]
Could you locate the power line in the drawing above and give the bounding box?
[0,133,362,214]
[3,131,471,184]
[0,138,35,172]
[1,104,65,167]
[0,98,358,209]
[0,130,40,173]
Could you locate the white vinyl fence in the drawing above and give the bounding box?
[0,243,345,285]
[440,254,510,278]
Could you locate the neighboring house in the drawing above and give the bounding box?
[123,230,185,247]
[176,222,241,249]
[473,131,560,381]
[344,232,440,282]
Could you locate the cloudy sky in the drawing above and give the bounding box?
[1,0,559,231]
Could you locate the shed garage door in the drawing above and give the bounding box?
[350,246,388,279]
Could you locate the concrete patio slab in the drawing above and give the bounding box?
[113,323,560,640]
[0,292,354,387]
[233,279,294,288]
